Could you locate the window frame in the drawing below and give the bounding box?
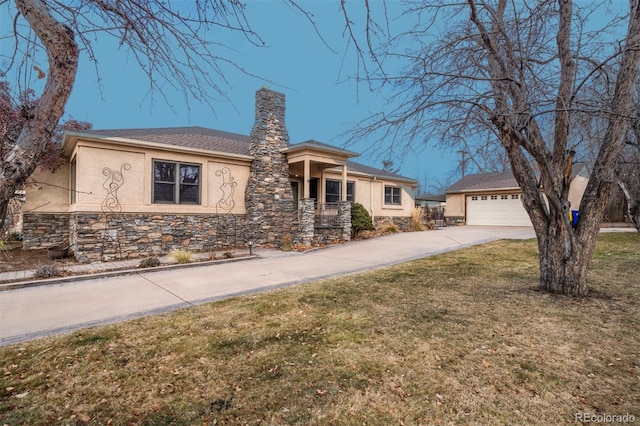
[384,185,402,206]
[325,179,355,203]
[152,159,202,205]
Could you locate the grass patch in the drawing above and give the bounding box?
[1,233,639,424]
[169,249,192,264]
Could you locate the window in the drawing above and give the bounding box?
[490,195,498,200]
[481,195,488,200]
[325,179,355,203]
[384,186,402,205]
[512,194,519,199]
[325,179,341,203]
[471,196,478,201]
[153,160,201,204]
[500,194,508,200]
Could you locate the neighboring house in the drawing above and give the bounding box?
[415,194,447,227]
[415,194,446,208]
[445,164,590,226]
[22,88,417,262]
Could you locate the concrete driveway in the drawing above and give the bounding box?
[1,226,536,346]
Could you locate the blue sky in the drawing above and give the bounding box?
[57,1,458,191]
[3,1,627,192]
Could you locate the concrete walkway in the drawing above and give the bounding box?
[0,226,547,346]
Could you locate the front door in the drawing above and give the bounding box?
[291,181,299,210]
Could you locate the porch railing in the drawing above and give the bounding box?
[315,202,341,227]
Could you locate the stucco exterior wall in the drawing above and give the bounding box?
[25,142,252,216]
[322,170,415,219]
[23,162,71,213]
[445,193,466,218]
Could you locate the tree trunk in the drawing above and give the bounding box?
[618,179,640,231]
[0,0,78,227]
[534,211,592,296]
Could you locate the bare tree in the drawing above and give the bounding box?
[1,79,92,234]
[618,125,640,230]
[342,0,640,296]
[0,0,277,238]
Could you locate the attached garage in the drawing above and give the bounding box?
[465,193,531,226]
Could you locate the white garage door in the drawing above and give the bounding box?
[466,194,532,226]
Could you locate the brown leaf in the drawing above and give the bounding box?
[33,66,45,79]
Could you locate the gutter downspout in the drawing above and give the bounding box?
[370,176,377,222]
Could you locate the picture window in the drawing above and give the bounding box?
[153,160,201,204]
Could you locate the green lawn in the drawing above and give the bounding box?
[1,233,639,425]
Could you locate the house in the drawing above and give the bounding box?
[22,88,418,262]
[415,194,446,209]
[415,194,446,227]
[444,165,590,226]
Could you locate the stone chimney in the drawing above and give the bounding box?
[245,88,295,244]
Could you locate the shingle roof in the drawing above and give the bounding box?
[88,126,252,156]
[446,171,519,193]
[416,194,446,202]
[446,164,590,193]
[346,161,417,183]
[286,139,359,157]
[80,127,416,184]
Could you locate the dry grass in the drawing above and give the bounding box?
[411,206,428,231]
[169,249,192,264]
[1,233,639,425]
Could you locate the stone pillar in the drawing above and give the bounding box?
[300,198,315,247]
[338,201,352,242]
[245,88,295,244]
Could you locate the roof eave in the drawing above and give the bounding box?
[61,131,254,161]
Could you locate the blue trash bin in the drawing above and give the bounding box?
[571,210,579,229]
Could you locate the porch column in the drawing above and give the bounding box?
[303,158,310,199]
[341,164,348,202]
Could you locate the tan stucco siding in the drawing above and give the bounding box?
[322,170,415,218]
[26,139,252,215]
[73,146,146,209]
[445,193,466,218]
[23,163,71,213]
[206,161,250,214]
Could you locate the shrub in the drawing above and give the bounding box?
[280,233,293,251]
[170,249,192,264]
[222,251,235,259]
[33,264,61,279]
[139,257,161,268]
[351,203,374,237]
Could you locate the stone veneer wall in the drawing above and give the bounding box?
[70,213,248,262]
[24,212,247,262]
[313,202,351,245]
[22,213,70,250]
[245,88,296,245]
[374,216,412,231]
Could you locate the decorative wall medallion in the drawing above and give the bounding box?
[101,163,131,216]
[215,167,237,214]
